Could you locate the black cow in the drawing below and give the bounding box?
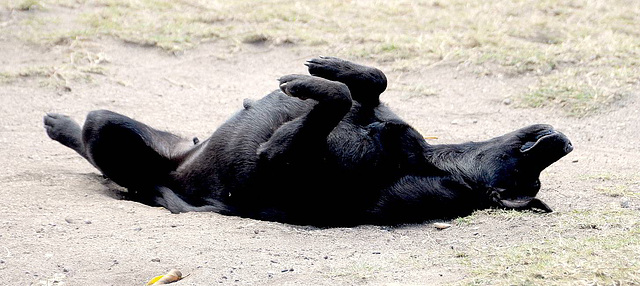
[44,57,573,226]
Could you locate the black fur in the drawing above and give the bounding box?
[44,57,573,226]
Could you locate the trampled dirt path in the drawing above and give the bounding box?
[1,38,639,285]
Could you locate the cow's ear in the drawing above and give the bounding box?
[498,197,553,213]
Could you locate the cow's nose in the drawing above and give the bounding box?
[564,141,573,153]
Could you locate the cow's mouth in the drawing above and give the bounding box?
[520,128,573,154]
[499,196,553,213]
[490,187,553,213]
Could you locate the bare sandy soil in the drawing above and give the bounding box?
[1,37,639,285]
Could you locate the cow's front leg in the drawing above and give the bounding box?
[305,56,387,107]
[256,74,352,163]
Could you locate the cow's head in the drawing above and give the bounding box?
[454,124,573,212]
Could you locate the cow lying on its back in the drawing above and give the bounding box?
[44,57,573,226]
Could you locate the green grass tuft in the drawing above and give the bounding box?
[14,0,44,10]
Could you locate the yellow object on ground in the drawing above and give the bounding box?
[146,269,183,285]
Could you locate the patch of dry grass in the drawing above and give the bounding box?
[461,209,640,285]
[1,0,638,113]
[0,32,107,89]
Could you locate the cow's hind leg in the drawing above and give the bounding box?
[79,110,187,189]
[45,110,196,208]
[44,113,89,160]
[154,186,229,214]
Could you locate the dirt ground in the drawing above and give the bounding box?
[1,35,639,285]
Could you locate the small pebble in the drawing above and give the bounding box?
[621,199,630,208]
[502,98,512,105]
[151,258,160,262]
[433,222,452,230]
